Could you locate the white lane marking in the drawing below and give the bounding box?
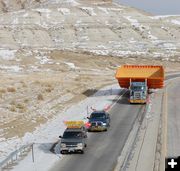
[107,89,128,112]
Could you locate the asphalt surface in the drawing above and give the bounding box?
[49,73,180,171]
[167,78,180,157]
[165,73,180,80]
[164,73,180,157]
[50,91,144,171]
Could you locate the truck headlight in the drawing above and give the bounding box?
[102,123,107,126]
[61,143,66,148]
[77,143,83,148]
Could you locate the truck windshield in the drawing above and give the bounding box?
[90,113,106,119]
[131,86,145,91]
[63,131,83,139]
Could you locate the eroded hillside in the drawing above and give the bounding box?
[0,0,179,60]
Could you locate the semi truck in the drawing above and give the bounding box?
[115,65,164,104]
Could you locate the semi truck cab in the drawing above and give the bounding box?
[129,81,147,104]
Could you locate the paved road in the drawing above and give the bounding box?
[165,73,180,80]
[49,73,180,171]
[167,78,180,157]
[50,91,144,171]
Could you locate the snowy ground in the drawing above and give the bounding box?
[1,84,122,171]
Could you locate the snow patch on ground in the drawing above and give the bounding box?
[33,8,51,19]
[125,16,140,27]
[23,13,29,17]
[109,8,123,12]
[98,7,109,14]
[148,31,158,40]
[11,17,19,25]
[0,49,17,60]
[64,62,76,69]
[34,51,52,65]
[0,65,22,72]
[90,49,109,56]
[162,43,177,50]
[80,7,96,16]
[171,19,180,25]
[150,15,180,19]
[33,8,51,13]
[65,0,79,6]
[58,8,70,15]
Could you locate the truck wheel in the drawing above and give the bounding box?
[81,150,84,154]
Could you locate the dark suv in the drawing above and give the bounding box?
[87,110,110,132]
[59,126,87,154]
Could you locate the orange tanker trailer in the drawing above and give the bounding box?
[115,65,164,104]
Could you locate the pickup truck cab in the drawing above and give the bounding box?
[87,110,110,132]
[59,126,87,154]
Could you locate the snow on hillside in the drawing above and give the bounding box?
[0,0,179,61]
[0,49,16,60]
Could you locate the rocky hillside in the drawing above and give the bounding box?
[0,0,179,62]
[0,0,110,12]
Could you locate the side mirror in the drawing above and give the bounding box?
[59,136,62,138]
[87,117,90,119]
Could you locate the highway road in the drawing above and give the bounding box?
[167,78,180,157]
[50,90,145,171]
[49,73,180,171]
[164,73,180,157]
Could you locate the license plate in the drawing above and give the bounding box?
[69,148,74,151]
[93,126,101,130]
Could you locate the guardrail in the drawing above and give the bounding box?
[0,143,34,171]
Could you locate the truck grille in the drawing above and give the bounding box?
[134,92,141,100]
[91,122,103,127]
[65,142,78,147]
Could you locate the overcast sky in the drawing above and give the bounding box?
[118,0,180,15]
